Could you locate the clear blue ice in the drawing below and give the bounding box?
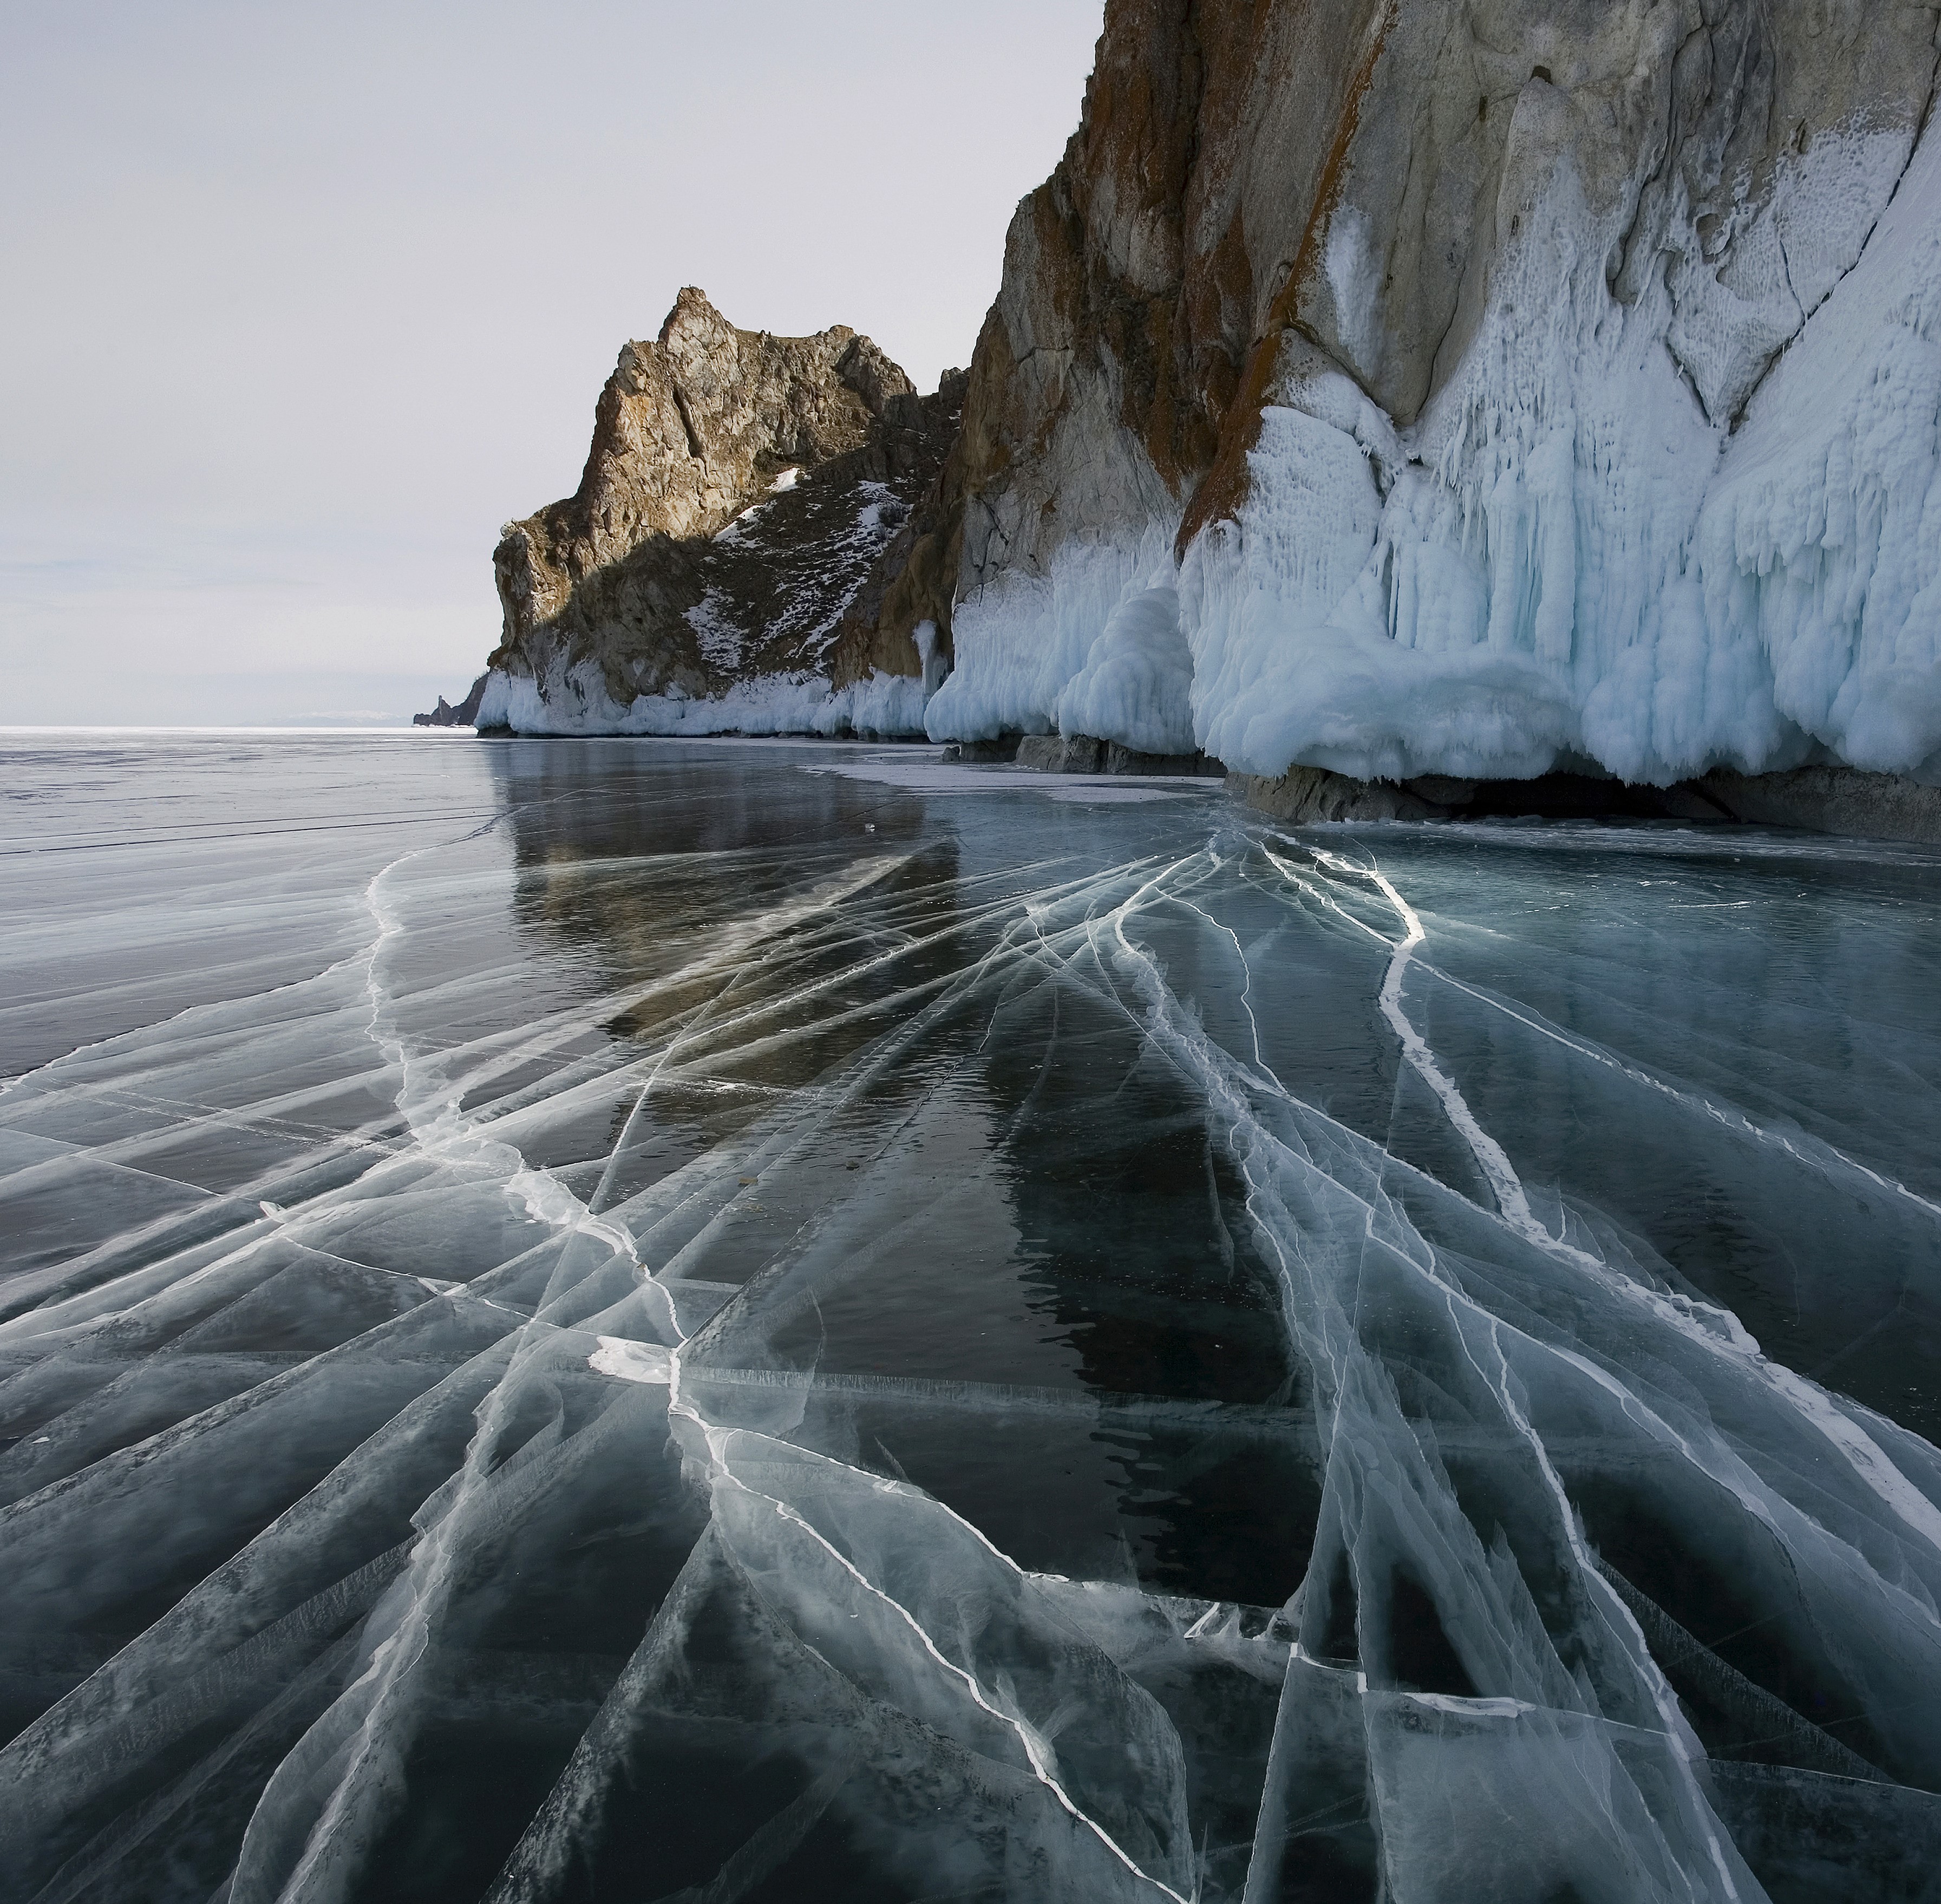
[3,732,1940,1902]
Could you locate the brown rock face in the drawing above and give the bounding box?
[825,369,967,690]
[488,289,958,710]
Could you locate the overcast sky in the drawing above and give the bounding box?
[1,0,1104,725]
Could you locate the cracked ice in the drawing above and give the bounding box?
[4,732,1941,1902]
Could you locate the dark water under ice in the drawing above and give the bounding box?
[5,731,1941,1904]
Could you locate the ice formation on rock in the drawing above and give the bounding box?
[920,0,1941,792]
[475,657,929,740]
[1172,116,1941,787]
[925,521,1180,742]
[1056,585,1199,758]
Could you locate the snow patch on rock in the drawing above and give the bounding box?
[684,589,745,671]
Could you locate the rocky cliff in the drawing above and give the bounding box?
[472,289,960,736]
[924,0,1941,801]
[455,1,1941,826]
[413,673,487,728]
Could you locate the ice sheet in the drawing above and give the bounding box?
[3,732,1940,1902]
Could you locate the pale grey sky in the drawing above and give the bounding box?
[1,1,1104,725]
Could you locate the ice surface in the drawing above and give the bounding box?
[941,119,1941,788]
[807,751,1215,803]
[5,732,1941,1901]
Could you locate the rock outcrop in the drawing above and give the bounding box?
[475,289,960,736]
[413,673,487,728]
[922,0,1941,805]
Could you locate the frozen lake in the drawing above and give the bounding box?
[4,731,1941,1903]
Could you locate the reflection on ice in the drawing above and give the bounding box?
[3,732,1941,1902]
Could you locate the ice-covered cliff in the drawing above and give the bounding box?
[925,0,1941,795]
[471,289,961,738]
[458,4,1941,804]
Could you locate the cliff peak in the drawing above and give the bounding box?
[480,291,955,729]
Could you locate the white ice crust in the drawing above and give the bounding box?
[476,660,930,740]
[932,116,1941,785]
[587,1336,672,1384]
[1055,586,1199,758]
[924,521,1180,742]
